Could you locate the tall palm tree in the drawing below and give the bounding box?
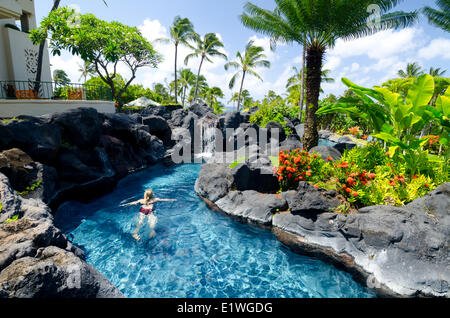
[184,33,227,104]
[423,0,450,32]
[397,62,424,78]
[156,17,197,104]
[224,40,270,111]
[78,60,96,83]
[240,0,418,150]
[286,67,334,123]
[178,68,196,106]
[429,67,447,77]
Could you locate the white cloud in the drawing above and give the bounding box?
[418,38,450,60]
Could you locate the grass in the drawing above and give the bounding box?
[229,156,247,169]
[1,117,24,125]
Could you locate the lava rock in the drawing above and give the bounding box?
[309,145,342,161]
[232,154,279,193]
[273,183,450,297]
[194,163,234,203]
[215,191,288,226]
[0,117,61,165]
[51,108,103,149]
[189,103,214,117]
[283,182,340,214]
[142,115,173,146]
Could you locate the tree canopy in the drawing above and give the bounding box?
[30,7,162,104]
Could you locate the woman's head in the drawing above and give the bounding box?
[144,189,154,202]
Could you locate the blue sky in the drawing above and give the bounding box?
[35,0,450,104]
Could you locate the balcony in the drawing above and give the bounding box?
[0,80,115,117]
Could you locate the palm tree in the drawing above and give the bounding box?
[224,40,270,111]
[423,0,450,32]
[398,62,424,78]
[156,17,197,104]
[202,86,224,107]
[286,67,334,123]
[184,33,227,104]
[178,68,196,106]
[240,0,417,150]
[429,67,447,77]
[78,61,96,83]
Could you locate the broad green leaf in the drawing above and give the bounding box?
[436,94,450,117]
[406,74,434,108]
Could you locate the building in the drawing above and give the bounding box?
[0,0,52,84]
[0,0,114,117]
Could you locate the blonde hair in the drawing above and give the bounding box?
[144,189,154,202]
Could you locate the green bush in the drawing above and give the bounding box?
[249,98,298,134]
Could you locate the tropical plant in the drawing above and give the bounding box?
[225,40,270,111]
[184,33,227,104]
[156,17,197,104]
[240,0,418,150]
[318,75,449,178]
[398,62,424,78]
[286,67,334,123]
[32,0,108,93]
[423,0,450,32]
[429,67,447,77]
[178,68,197,106]
[250,96,299,132]
[78,60,96,83]
[53,69,70,86]
[30,7,162,106]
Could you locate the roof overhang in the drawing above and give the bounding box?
[0,6,21,20]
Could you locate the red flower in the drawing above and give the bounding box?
[353,191,358,197]
[345,188,352,194]
[326,156,333,162]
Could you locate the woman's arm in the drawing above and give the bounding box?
[155,198,176,202]
[120,199,142,207]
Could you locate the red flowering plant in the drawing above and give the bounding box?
[334,160,376,206]
[276,149,327,191]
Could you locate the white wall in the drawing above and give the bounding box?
[0,100,116,117]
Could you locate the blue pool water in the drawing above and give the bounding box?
[318,138,337,147]
[55,164,375,298]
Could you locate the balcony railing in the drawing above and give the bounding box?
[0,80,113,101]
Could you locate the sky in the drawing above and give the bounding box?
[35,0,450,105]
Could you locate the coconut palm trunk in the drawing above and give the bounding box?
[237,70,247,112]
[299,41,306,123]
[193,55,205,103]
[34,0,61,94]
[302,46,325,150]
[174,43,179,104]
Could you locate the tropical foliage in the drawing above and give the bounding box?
[30,7,162,106]
[225,40,270,111]
[240,0,418,150]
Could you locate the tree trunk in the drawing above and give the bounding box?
[34,0,61,94]
[299,42,306,123]
[182,86,187,106]
[237,71,246,112]
[303,46,325,151]
[174,43,178,104]
[193,56,204,104]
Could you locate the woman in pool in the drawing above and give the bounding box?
[121,189,175,240]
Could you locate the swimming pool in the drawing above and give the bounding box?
[55,164,374,298]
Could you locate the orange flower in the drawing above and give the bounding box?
[353,191,358,197]
[349,126,360,136]
[306,172,312,177]
[326,156,333,162]
[345,188,352,194]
